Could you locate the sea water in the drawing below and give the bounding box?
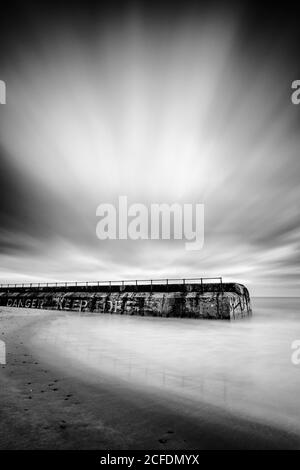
[34,297,300,435]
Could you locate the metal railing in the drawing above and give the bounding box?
[0,277,223,289]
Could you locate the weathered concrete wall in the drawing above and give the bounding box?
[0,282,251,320]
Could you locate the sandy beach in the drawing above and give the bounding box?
[0,307,299,450]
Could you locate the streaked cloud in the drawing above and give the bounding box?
[0,4,299,296]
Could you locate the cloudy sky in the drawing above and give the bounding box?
[0,1,299,296]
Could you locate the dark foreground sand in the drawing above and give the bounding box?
[0,308,299,450]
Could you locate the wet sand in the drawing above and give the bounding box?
[0,307,299,450]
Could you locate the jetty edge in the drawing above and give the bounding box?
[0,277,251,320]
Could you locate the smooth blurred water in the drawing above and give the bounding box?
[35,298,300,434]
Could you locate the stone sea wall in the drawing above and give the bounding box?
[0,282,251,320]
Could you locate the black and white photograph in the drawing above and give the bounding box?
[0,0,300,460]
